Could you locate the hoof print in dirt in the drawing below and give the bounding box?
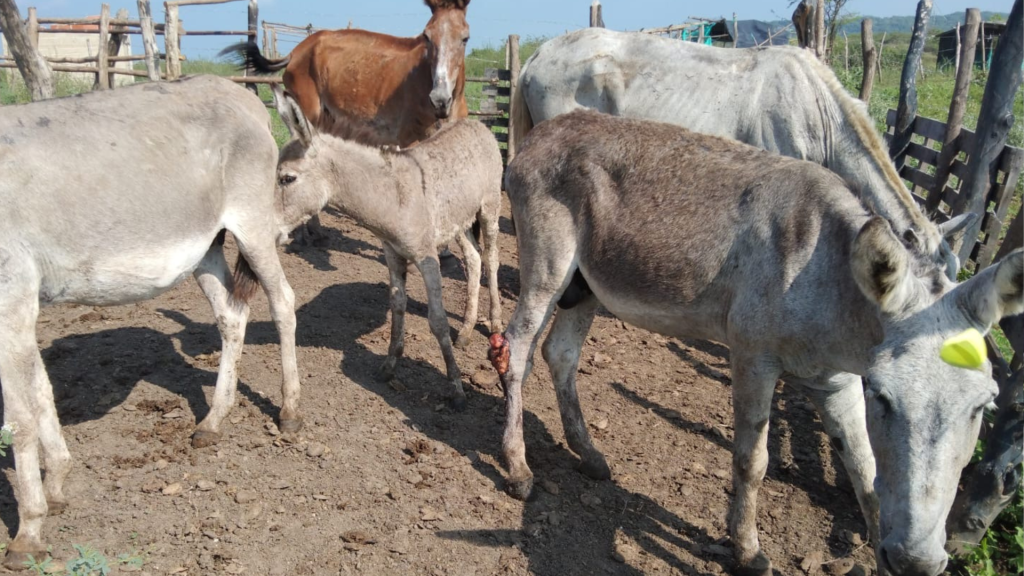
[191,430,222,449]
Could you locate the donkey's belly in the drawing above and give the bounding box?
[41,235,216,307]
[580,264,729,344]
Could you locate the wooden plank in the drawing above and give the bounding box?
[482,85,511,98]
[891,0,933,166]
[245,0,258,95]
[478,98,497,115]
[904,141,940,166]
[479,116,509,129]
[900,166,936,191]
[507,33,521,164]
[860,18,876,101]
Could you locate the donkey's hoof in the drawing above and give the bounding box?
[279,417,304,434]
[505,476,534,501]
[376,362,397,383]
[578,457,612,481]
[454,333,471,349]
[734,550,772,576]
[191,430,222,449]
[4,547,45,571]
[449,392,468,412]
[46,498,68,516]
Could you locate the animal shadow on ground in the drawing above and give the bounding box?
[0,308,283,539]
[660,341,869,561]
[282,281,731,575]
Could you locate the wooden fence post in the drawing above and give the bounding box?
[814,0,824,58]
[0,0,54,100]
[929,9,980,215]
[589,0,603,28]
[890,0,932,168]
[95,4,110,90]
[792,1,812,49]
[980,21,987,72]
[164,2,180,79]
[270,28,277,58]
[859,19,876,102]
[244,0,257,94]
[877,32,887,80]
[732,13,738,48]
[843,30,848,72]
[106,7,129,87]
[137,0,161,81]
[507,34,520,164]
[26,6,37,47]
[953,0,1023,265]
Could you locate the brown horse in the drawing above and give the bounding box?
[228,0,470,147]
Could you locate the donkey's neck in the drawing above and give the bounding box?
[321,140,410,236]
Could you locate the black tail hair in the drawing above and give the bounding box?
[230,254,261,305]
[219,41,291,74]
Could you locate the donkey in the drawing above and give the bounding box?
[227,0,472,246]
[272,86,502,409]
[511,28,974,280]
[0,75,302,568]
[493,110,1023,576]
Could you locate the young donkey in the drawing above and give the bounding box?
[272,86,502,409]
[495,110,1023,576]
[0,76,302,568]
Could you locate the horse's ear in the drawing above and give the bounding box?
[423,0,469,12]
[852,216,917,314]
[937,212,978,243]
[272,84,314,148]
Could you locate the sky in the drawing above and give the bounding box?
[19,0,1018,59]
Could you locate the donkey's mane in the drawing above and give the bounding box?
[424,0,469,10]
[803,54,932,236]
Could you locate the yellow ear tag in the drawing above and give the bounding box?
[940,328,987,370]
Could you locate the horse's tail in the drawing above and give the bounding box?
[509,60,534,159]
[219,41,291,74]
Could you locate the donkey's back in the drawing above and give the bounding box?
[0,75,276,305]
[507,109,869,352]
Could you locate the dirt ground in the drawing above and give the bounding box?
[2,200,878,575]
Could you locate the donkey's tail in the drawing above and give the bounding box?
[219,41,291,74]
[230,253,261,306]
[509,59,534,158]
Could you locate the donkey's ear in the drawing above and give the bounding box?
[956,249,1024,329]
[852,216,917,314]
[272,84,314,148]
[937,212,979,242]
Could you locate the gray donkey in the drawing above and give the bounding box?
[493,110,1023,576]
[0,76,302,568]
[272,85,502,409]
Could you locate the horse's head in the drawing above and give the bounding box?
[422,0,470,119]
[851,216,1023,576]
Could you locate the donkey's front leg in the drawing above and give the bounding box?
[416,255,466,410]
[801,373,880,545]
[729,353,782,576]
[378,244,409,382]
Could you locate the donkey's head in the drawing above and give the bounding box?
[422,0,470,119]
[272,86,333,238]
[851,216,1024,576]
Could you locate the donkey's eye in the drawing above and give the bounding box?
[279,174,297,186]
[875,392,893,416]
[463,36,470,44]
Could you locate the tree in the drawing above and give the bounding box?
[0,0,54,100]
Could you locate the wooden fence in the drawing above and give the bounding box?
[0,0,262,88]
[884,110,1024,271]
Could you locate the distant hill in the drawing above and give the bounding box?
[766,11,1009,35]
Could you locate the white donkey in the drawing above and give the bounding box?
[0,76,302,568]
[493,110,1023,576]
[272,86,503,409]
[511,28,974,279]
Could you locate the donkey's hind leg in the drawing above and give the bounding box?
[378,244,409,382]
[192,240,250,448]
[415,255,466,410]
[478,204,502,333]
[543,292,609,481]
[454,230,482,349]
[233,236,302,434]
